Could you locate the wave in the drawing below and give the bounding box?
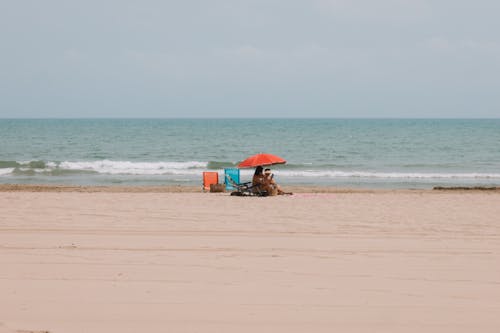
[1,160,500,180]
[0,160,208,176]
[275,170,500,179]
[0,161,20,168]
[0,168,15,176]
[58,160,207,175]
[0,160,48,169]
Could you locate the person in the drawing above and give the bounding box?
[263,168,285,195]
[252,166,271,195]
[252,166,288,196]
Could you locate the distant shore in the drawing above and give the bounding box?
[0,184,499,193]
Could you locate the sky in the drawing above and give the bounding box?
[1,0,500,118]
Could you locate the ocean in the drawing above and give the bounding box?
[1,118,499,189]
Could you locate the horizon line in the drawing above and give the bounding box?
[1,117,500,120]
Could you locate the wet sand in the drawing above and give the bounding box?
[1,188,499,332]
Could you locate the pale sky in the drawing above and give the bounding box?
[1,0,499,118]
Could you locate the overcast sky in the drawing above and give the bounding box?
[1,0,499,118]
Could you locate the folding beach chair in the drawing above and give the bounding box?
[224,168,240,191]
[202,172,219,192]
[226,174,268,197]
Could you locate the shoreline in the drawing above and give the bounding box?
[0,184,499,193]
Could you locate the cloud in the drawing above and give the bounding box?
[457,40,500,52]
[1,1,500,117]
[214,45,264,59]
[315,0,432,22]
[425,37,451,50]
[423,37,500,53]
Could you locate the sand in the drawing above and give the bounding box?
[1,188,499,333]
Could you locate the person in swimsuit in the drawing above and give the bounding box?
[263,168,285,195]
[252,166,290,196]
[251,166,270,194]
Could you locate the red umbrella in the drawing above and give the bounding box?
[237,153,286,168]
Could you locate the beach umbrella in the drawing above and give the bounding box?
[237,153,286,168]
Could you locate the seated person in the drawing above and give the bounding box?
[252,166,291,196]
[252,166,270,194]
[263,168,285,195]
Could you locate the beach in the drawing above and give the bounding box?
[3,0,500,331]
[1,187,499,333]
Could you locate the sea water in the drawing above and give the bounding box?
[1,118,499,189]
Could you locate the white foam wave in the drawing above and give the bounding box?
[276,170,500,179]
[0,168,14,176]
[2,160,500,180]
[59,160,208,175]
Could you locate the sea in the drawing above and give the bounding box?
[1,119,499,189]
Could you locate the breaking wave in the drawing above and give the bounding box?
[1,160,500,180]
[0,160,208,176]
[58,160,207,175]
[275,170,500,179]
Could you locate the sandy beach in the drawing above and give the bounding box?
[1,187,499,333]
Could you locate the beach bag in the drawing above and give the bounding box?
[210,184,225,192]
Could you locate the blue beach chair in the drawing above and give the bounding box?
[225,173,268,197]
[224,168,240,191]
